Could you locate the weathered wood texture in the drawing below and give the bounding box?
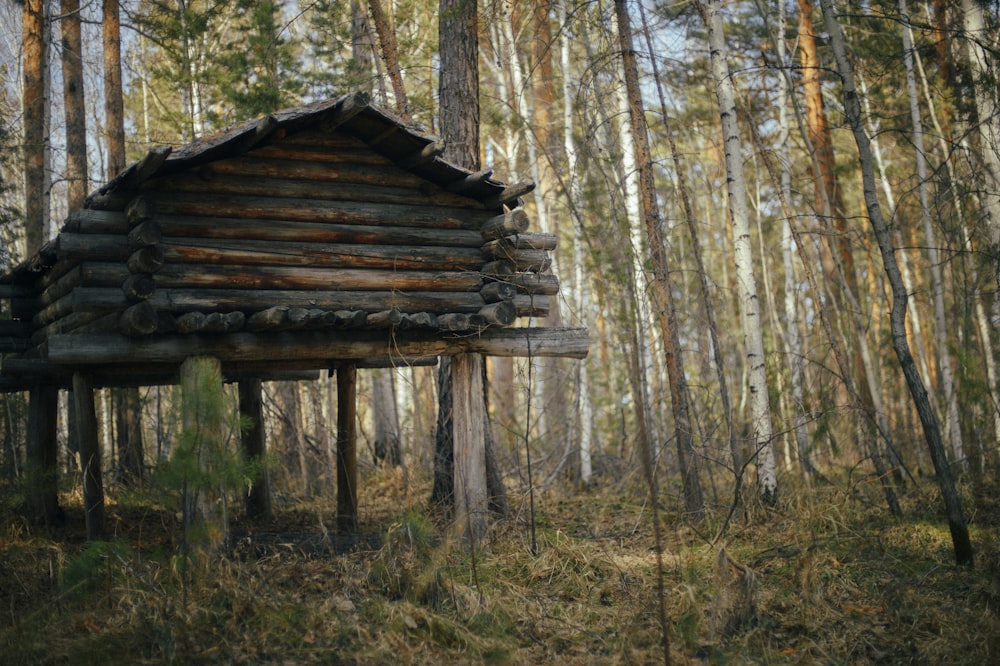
[73,373,105,539]
[0,95,582,393]
[46,327,590,364]
[337,364,359,532]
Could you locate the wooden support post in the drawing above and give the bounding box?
[336,364,359,532]
[73,373,104,539]
[25,385,64,526]
[452,353,487,543]
[179,357,227,554]
[238,378,272,521]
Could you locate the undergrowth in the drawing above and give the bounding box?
[1,468,998,664]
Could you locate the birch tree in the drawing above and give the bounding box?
[700,0,778,505]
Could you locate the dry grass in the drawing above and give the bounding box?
[1,468,999,664]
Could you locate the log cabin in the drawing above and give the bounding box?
[0,92,588,540]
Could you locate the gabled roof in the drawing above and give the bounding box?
[92,92,518,211]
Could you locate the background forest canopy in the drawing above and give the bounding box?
[1,0,1000,555]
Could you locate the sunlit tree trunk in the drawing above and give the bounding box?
[367,0,410,121]
[559,0,594,484]
[615,0,703,517]
[23,0,49,256]
[103,0,126,178]
[702,0,777,505]
[372,369,402,466]
[61,0,87,211]
[960,0,1000,257]
[900,0,965,467]
[819,0,972,564]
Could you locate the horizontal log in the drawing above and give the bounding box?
[126,196,155,226]
[486,180,535,208]
[481,242,556,270]
[480,281,518,303]
[510,272,560,295]
[395,140,446,170]
[160,238,485,271]
[37,287,489,319]
[248,143,394,167]
[175,310,245,334]
[145,192,485,230]
[128,220,162,248]
[478,300,516,326]
[141,172,482,211]
[446,169,493,195]
[152,264,483,293]
[123,274,156,301]
[367,309,403,328]
[131,146,173,185]
[481,233,557,255]
[52,233,130,262]
[61,209,128,234]
[46,327,591,364]
[154,215,484,248]
[480,209,530,240]
[39,266,84,308]
[205,155,426,189]
[514,294,550,318]
[120,302,159,336]
[399,312,438,329]
[481,260,515,276]
[128,246,165,274]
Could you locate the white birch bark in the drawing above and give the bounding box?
[961,0,1000,248]
[703,0,777,503]
[561,0,594,483]
[900,0,965,465]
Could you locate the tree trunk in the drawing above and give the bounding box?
[337,365,359,532]
[367,0,410,121]
[819,0,973,565]
[615,0,703,518]
[23,0,50,256]
[103,0,126,179]
[702,0,778,505]
[900,0,965,467]
[60,0,87,211]
[371,368,402,466]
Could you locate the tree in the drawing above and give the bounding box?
[818,0,973,565]
[700,0,778,505]
[22,0,50,256]
[614,0,703,518]
[103,0,126,178]
[60,0,87,211]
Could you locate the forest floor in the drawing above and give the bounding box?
[1,466,999,665]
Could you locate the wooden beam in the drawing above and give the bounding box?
[73,373,105,539]
[154,215,484,248]
[46,327,591,364]
[25,384,63,526]
[336,364,358,532]
[159,238,485,271]
[480,209,530,240]
[146,191,485,230]
[452,353,487,543]
[152,264,483,292]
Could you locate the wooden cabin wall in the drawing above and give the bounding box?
[20,128,556,353]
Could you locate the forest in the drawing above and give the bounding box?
[1,0,999,663]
